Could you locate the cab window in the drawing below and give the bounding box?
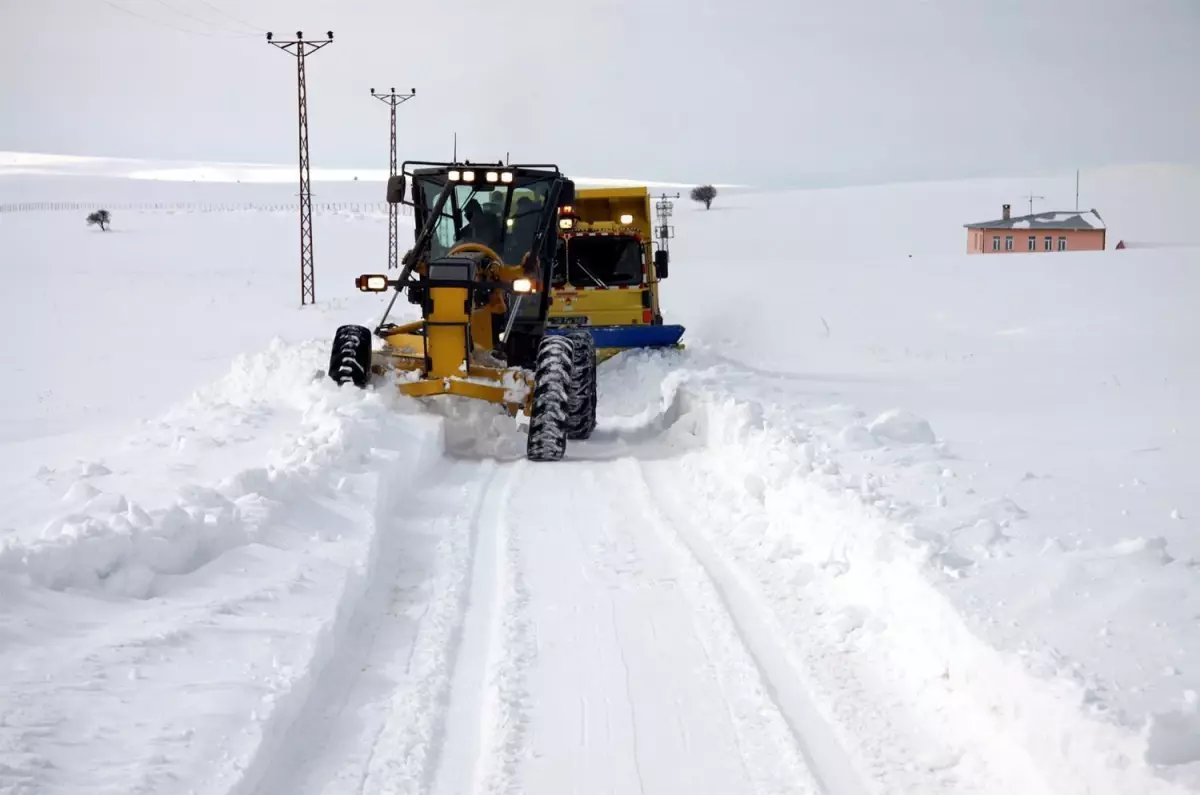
[563,237,643,287]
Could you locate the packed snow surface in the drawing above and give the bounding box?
[1,162,1198,794]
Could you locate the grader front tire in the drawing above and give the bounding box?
[566,331,598,440]
[526,335,574,462]
[328,325,372,388]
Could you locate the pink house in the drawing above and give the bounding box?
[965,204,1106,254]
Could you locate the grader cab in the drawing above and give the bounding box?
[327,162,597,461]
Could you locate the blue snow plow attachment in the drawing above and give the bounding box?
[545,324,685,363]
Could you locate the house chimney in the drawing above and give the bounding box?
[1002,203,1011,220]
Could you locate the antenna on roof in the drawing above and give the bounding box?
[1075,170,1080,211]
[1024,193,1045,215]
[453,132,457,162]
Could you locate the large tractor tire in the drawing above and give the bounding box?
[566,330,598,440]
[328,325,372,388]
[526,335,574,462]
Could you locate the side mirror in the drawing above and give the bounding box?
[386,174,407,204]
[558,179,575,208]
[654,249,669,279]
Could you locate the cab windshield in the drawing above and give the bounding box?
[415,176,553,266]
[556,235,644,288]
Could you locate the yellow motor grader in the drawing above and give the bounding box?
[328,161,595,461]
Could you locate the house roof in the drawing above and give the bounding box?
[964,209,1106,231]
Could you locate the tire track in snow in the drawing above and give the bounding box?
[509,459,822,795]
[429,459,530,795]
[239,458,501,795]
[632,457,870,795]
[356,459,508,795]
[609,596,649,795]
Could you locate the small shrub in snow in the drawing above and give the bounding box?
[86,209,112,231]
[690,184,718,210]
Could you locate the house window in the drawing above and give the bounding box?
[1044,235,1053,251]
[992,235,1000,251]
[1028,236,1036,251]
[1058,237,1067,251]
[1005,235,1014,251]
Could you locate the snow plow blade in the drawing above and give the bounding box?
[547,324,685,361]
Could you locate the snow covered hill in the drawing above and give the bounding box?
[1,162,1198,795]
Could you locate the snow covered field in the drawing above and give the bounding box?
[1,160,1198,794]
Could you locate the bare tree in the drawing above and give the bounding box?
[86,209,112,231]
[690,184,717,210]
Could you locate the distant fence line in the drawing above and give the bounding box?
[0,201,414,215]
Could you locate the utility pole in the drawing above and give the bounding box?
[370,87,416,270]
[1024,192,1044,216]
[267,30,333,306]
[654,192,680,256]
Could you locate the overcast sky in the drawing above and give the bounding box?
[3,0,1199,187]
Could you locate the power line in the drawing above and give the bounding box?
[102,0,224,37]
[145,0,257,36]
[191,0,264,33]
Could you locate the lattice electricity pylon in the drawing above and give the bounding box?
[655,192,680,255]
[267,30,333,306]
[370,87,417,270]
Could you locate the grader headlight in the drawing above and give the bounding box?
[619,213,634,224]
[356,274,390,292]
[512,277,534,293]
[559,218,575,230]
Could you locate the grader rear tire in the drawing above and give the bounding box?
[566,331,597,440]
[328,325,372,388]
[526,335,574,462]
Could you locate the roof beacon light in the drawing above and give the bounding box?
[500,171,514,183]
[619,213,634,224]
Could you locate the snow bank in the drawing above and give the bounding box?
[2,341,388,595]
[645,358,1191,793]
[657,169,1199,789]
[0,337,450,795]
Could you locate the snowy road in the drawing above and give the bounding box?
[241,441,859,795]
[170,347,1192,795]
[5,170,1199,795]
